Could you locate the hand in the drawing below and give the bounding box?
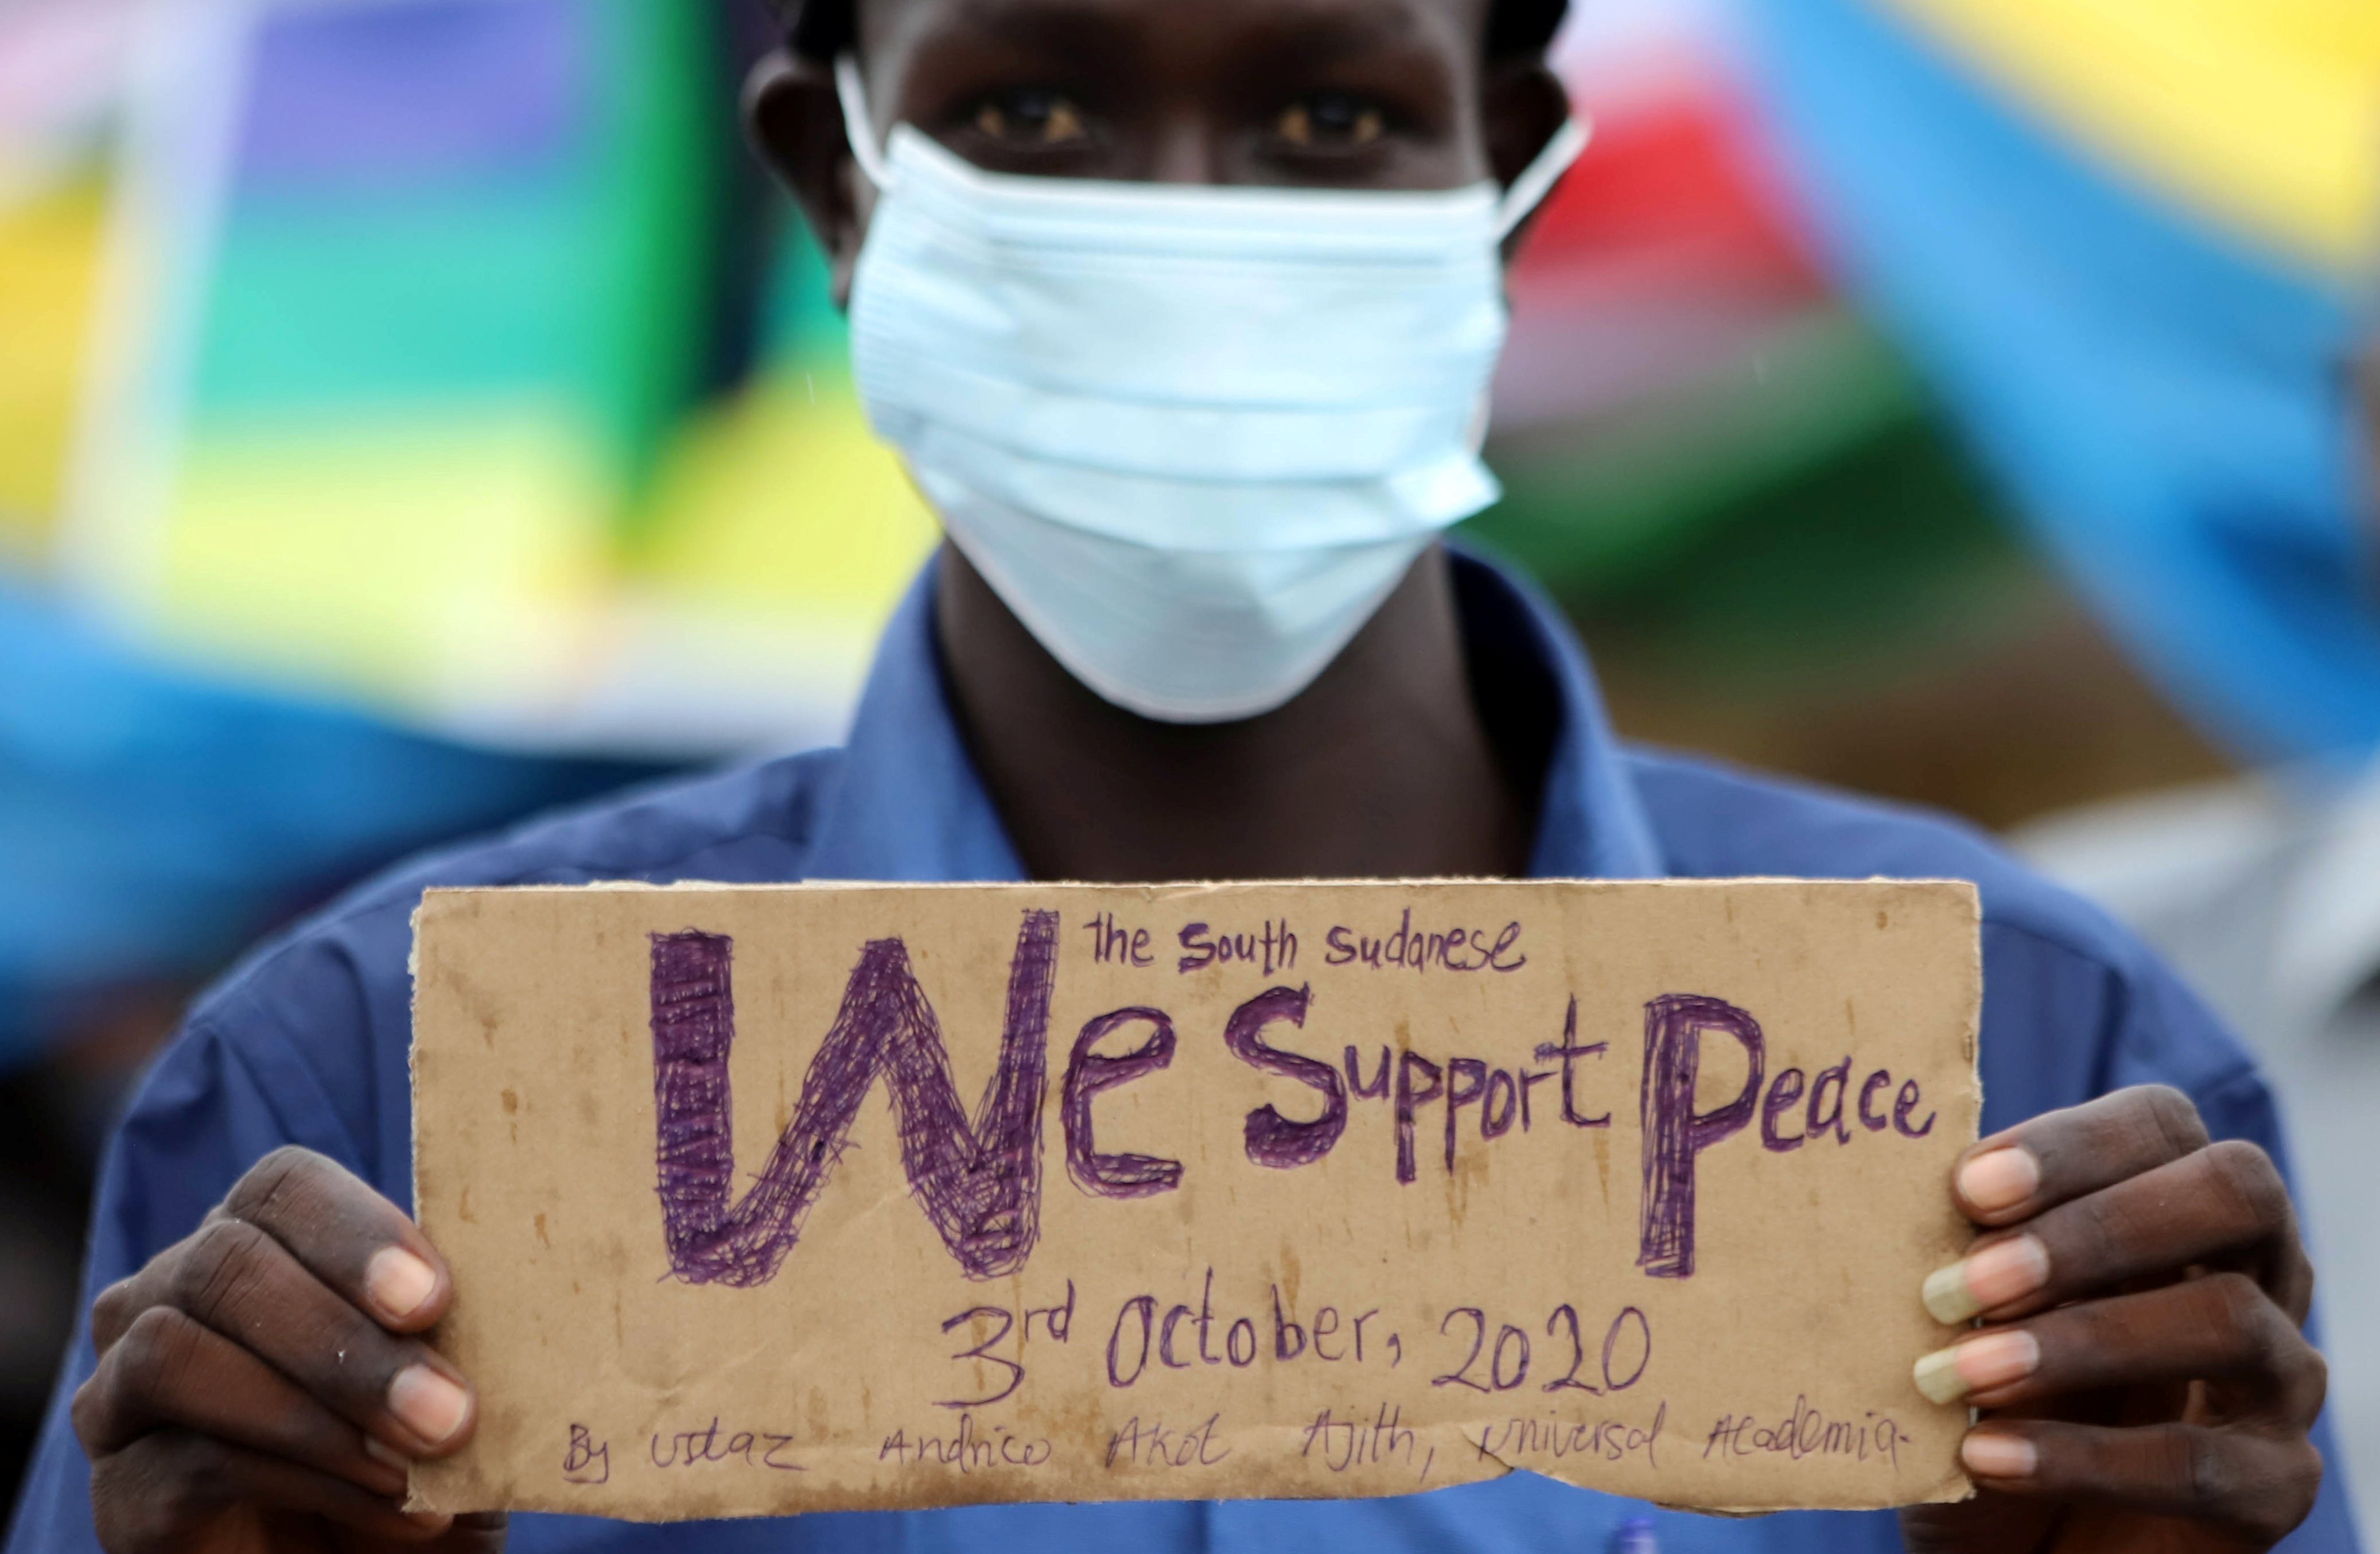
[1900,1086,2326,1553]
[73,1146,505,1553]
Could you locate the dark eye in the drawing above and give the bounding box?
[973,88,1090,146]
[1274,92,1386,149]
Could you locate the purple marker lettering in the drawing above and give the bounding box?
[1273,1288,1308,1359]
[1533,998,1612,1129]
[1344,1045,1391,1100]
[648,912,1057,1287]
[1394,1051,1445,1184]
[1636,994,1766,1278]
[1063,1008,1183,1198]
[1858,1069,1894,1132]
[1224,985,1346,1169]
[1760,1069,1807,1152]
[1518,1067,1555,1130]
[1107,1296,1156,1387]
[1806,1056,1853,1144]
[1444,1058,1489,1170]
[1481,1069,1519,1139]
[1893,1078,1936,1137]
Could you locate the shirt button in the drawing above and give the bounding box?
[1607,1517,1658,1553]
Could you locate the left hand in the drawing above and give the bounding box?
[1899,1085,2327,1553]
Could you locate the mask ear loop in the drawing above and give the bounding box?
[833,52,894,191]
[1494,116,1592,240]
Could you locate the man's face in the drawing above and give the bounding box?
[858,0,1500,189]
[750,0,1565,296]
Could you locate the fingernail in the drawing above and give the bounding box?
[365,1248,438,1322]
[1913,1329,2040,1405]
[388,1366,470,1449]
[1961,1431,2038,1480]
[1922,1236,2050,1324]
[1957,1147,2040,1214]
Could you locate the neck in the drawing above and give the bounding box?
[935,545,1538,883]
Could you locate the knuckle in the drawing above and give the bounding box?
[91,1433,229,1552]
[2183,1428,2241,1512]
[224,1144,318,1223]
[2184,1429,2321,1544]
[2201,1140,2288,1228]
[112,1308,201,1399]
[2278,1442,2325,1530]
[151,1436,232,1528]
[87,1454,155,1552]
[2235,1442,2324,1544]
[2133,1085,2210,1159]
[168,1219,273,1324]
[69,1374,112,1454]
[90,1277,140,1345]
[2285,1338,2330,1423]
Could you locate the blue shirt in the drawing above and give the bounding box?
[7,552,2361,1552]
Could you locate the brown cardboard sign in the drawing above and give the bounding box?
[408,879,1981,1522]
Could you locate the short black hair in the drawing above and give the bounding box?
[764,0,1570,63]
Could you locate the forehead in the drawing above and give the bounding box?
[861,0,1496,71]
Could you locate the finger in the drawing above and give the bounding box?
[72,1306,409,1495]
[1950,1086,2207,1227]
[92,1147,450,1357]
[149,1213,475,1457]
[1922,1139,2305,1324]
[1912,1274,2328,1424]
[1957,1420,2324,1548]
[89,1429,453,1553]
[220,1145,454,1332]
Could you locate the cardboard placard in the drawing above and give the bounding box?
[408,880,1981,1521]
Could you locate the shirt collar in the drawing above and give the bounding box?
[803,547,1664,884]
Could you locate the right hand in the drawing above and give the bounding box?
[73,1146,504,1552]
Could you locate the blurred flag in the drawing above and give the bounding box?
[51,0,934,760]
[0,0,135,558]
[0,0,932,1063]
[1736,0,2380,765]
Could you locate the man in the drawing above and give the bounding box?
[2,0,2355,1549]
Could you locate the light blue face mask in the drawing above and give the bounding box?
[836,56,1589,723]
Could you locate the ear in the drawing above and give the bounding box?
[744,48,869,306]
[1479,60,1574,247]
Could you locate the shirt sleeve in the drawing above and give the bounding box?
[3,1015,370,1554]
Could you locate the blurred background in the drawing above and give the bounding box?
[1,0,2374,1537]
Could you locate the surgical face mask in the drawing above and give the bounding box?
[836,56,1588,723]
